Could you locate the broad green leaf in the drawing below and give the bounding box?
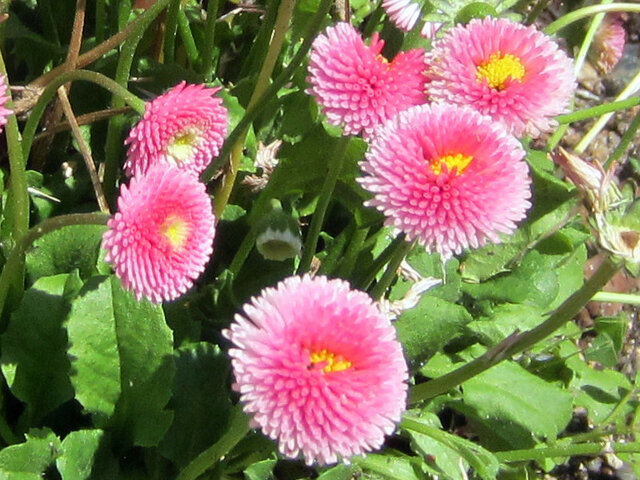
[25,224,108,283]
[456,361,573,450]
[395,296,472,364]
[66,276,121,427]
[462,250,558,308]
[66,276,174,445]
[0,428,61,479]
[56,429,119,480]
[108,276,175,447]
[467,303,545,346]
[562,341,633,424]
[404,412,499,480]
[1,274,77,425]
[160,343,232,467]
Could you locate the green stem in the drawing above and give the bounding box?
[0,213,110,320]
[213,0,298,217]
[177,405,250,480]
[202,0,219,82]
[556,96,640,125]
[356,233,406,290]
[575,68,640,154]
[118,0,133,31]
[228,227,259,276]
[545,3,640,35]
[96,0,107,43]
[606,108,640,168]
[525,0,551,24]
[201,0,332,183]
[177,8,199,67]
[297,136,350,274]
[409,255,620,404]
[546,123,570,152]
[104,0,172,207]
[573,0,610,76]
[496,442,640,463]
[318,223,352,276]
[164,0,181,63]
[369,238,412,299]
[335,226,369,278]
[592,291,640,306]
[21,69,146,160]
[37,0,60,46]
[0,53,28,315]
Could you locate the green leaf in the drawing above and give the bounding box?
[456,361,573,450]
[404,413,499,480]
[395,296,472,364]
[1,274,77,425]
[0,428,61,479]
[462,250,558,308]
[243,459,276,480]
[358,453,426,480]
[66,276,122,427]
[160,343,232,467]
[56,430,119,480]
[467,303,545,346]
[108,276,175,447]
[317,464,359,480]
[66,276,174,446]
[562,341,633,424]
[25,224,108,283]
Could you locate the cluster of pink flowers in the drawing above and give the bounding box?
[307,16,576,258]
[97,10,580,471]
[102,82,226,303]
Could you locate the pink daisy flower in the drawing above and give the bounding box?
[223,275,408,465]
[359,103,531,259]
[307,22,427,138]
[382,0,421,31]
[124,81,227,177]
[426,17,575,138]
[102,164,216,303]
[590,13,626,74]
[0,74,11,134]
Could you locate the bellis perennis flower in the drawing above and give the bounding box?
[224,275,408,465]
[359,103,531,259]
[125,82,227,177]
[102,164,216,303]
[307,22,427,138]
[426,17,575,138]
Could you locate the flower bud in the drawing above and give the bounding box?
[255,200,302,261]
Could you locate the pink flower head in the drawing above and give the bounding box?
[426,17,575,138]
[359,103,531,259]
[590,13,626,74]
[307,22,427,138]
[102,164,216,303]
[223,275,408,465]
[382,0,421,31]
[0,74,11,134]
[124,82,227,177]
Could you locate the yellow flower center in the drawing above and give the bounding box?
[476,52,525,90]
[160,214,189,250]
[431,153,473,176]
[309,349,351,373]
[166,130,198,165]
